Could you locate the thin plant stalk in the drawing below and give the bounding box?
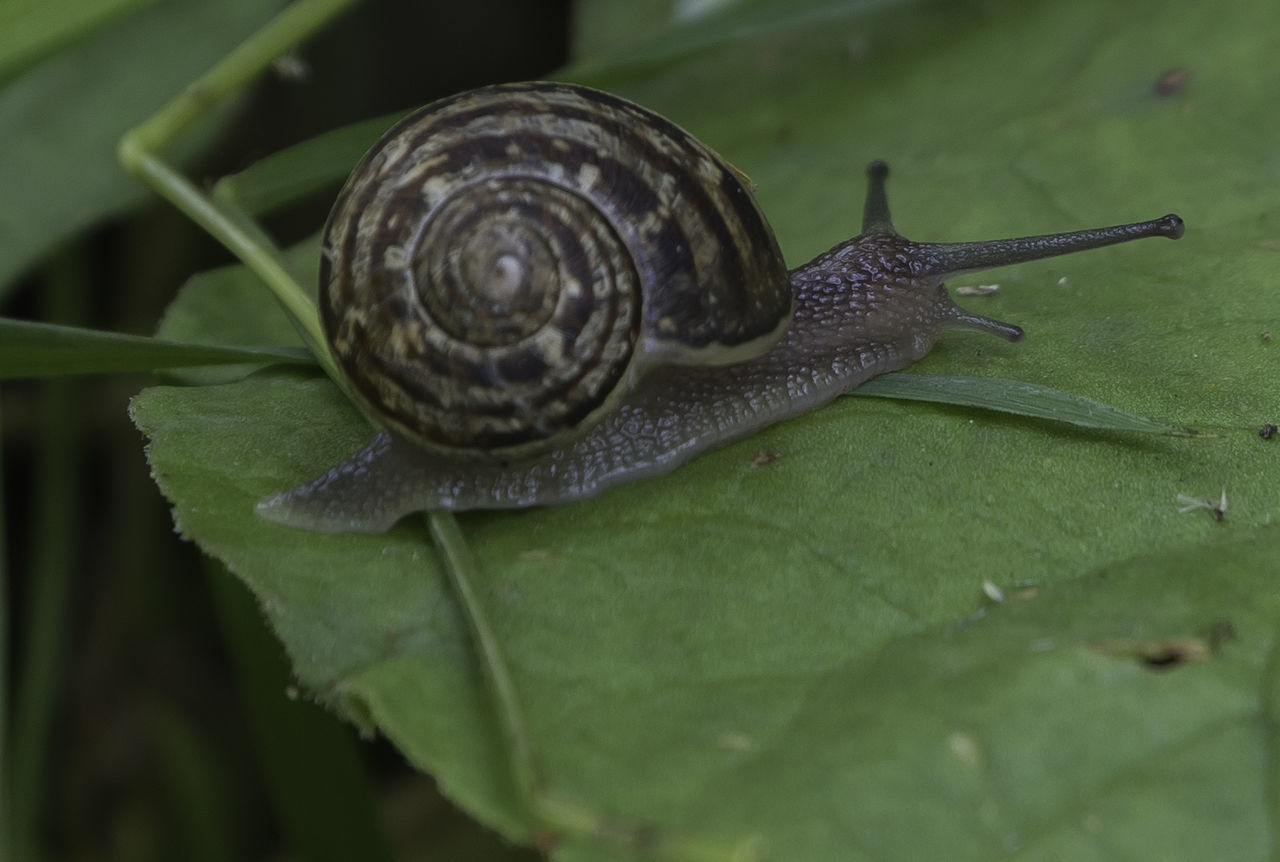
[0,394,9,861]
[116,0,360,383]
[6,252,87,858]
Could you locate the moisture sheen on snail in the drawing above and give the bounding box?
[257,81,1185,533]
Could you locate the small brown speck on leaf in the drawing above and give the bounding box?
[1092,637,1210,671]
[1154,67,1191,97]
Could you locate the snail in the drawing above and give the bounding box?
[256,81,1184,533]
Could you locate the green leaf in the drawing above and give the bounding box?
[0,0,159,84]
[132,368,1278,859]
[0,0,285,294]
[150,235,318,385]
[131,0,1280,858]
[570,0,674,63]
[212,115,398,217]
[131,371,531,837]
[570,0,905,82]
[0,317,313,378]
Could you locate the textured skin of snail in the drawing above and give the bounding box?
[257,82,1184,533]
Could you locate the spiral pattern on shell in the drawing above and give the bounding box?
[320,82,792,453]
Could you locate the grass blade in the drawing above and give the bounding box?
[851,373,1199,436]
[0,318,314,378]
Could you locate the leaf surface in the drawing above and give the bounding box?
[133,0,1280,858]
[0,0,159,83]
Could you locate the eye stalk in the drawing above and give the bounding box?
[861,160,1183,281]
[852,161,1184,344]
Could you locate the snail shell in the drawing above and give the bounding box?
[320,82,791,454]
[258,82,1184,533]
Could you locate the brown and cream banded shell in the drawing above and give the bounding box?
[319,82,793,454]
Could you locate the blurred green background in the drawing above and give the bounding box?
[3,1,568,859]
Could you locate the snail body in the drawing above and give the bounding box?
[257,82,1184,533]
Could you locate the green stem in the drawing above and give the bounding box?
[122,0,358,155]
[425,512,541,816]
[424,513,757,861]
[6,252,87,859]
[0,395,8,861]
[116,0,361,383]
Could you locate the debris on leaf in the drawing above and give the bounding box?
[1154,66,1191,97]
[1091,636,1211,671]
[955,283,1000,296]
[1176,489,1227,521]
